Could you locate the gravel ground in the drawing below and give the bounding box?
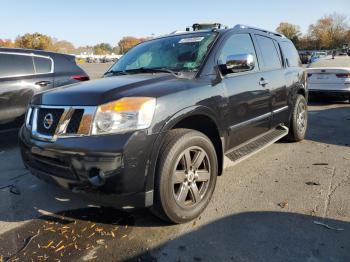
[0,64,349,261]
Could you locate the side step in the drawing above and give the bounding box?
[224,126,289,169]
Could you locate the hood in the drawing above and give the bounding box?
[32,73,190,106]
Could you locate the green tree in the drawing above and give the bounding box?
[112,46,120,54]
[15,33,53,50]
[51,40,75,54]
[93,43,112,55]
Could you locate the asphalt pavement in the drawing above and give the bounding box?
[0,64,349,262]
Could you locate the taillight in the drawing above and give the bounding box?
[335,73,350,78]
[71,75,90,81]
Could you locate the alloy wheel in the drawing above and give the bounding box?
[296,102,307,134]
[172,146,211,208]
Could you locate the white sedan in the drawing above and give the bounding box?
[307,56,350,102]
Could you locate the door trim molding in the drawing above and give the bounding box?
[272,105,288,114]
[229,112,271,131]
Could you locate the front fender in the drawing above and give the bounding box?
[143,105,224,192]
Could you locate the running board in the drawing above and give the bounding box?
[223,126,289,169]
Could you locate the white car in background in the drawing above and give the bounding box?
[307,56,350,102]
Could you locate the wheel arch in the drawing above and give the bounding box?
[144,106,225,194]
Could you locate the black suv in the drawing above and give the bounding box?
[19,24,308,223]
[0,48,89,126]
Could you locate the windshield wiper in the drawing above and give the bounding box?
[125,67,180,77]
[104,70,129,76]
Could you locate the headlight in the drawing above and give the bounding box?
[92,97,156,135]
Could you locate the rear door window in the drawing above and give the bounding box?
[280,41,301,67]
[255,35,282,70]
[34,56,53,74]
[0,53,35,77]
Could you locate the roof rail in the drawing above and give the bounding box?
[233,24,285,38]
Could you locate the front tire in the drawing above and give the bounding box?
[151,129,218,224]
[286,95,308,142]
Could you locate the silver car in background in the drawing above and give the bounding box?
[307,56,350,102]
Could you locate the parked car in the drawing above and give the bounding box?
[307,56,350,101]
[310,51,327,64]
[337,52,348,56]
[0,48,89,126]
[19,24,307,223]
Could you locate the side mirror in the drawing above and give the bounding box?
[220,53,255,75]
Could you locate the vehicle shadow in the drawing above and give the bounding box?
[308,98,349,107]
[130,211,350,262]
[0,128,20,150]
[1,210,349,261]
[306,103,350,147]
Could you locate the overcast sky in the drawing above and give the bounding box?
[1,0,349,47]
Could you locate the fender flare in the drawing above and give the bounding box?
[143,105,225,192]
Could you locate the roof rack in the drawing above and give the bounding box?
[233,24,285,38]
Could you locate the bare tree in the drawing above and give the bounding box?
[308,13,349,49]
[276,22,301,46]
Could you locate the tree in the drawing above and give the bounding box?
[298,36,317,50]
[276,22,301,46]
[14,33,53,50]
[117,37,145,54]
[0,39,14,48]
[308,13,348,49]
[50,40,75,54]
[76,46,93,55]
[93,43,112,55]
[112,46,120,54]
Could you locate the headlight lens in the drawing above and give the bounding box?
[92,97,156,135]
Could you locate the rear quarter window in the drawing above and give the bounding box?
[53,55,81,74]
[281,41,300,67]
[255,35,282,71]
[34,56,53,74]
[0,53,35,77]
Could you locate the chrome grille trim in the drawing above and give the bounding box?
[30,105,97,142]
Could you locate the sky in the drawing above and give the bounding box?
[1,0,349,47]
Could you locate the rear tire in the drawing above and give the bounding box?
[151,129,218,224]
[285,95,308,142]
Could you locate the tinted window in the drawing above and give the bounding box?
[0,53,35,77]
[34,56,52,74]
[219,33,257,71]
[255,35,282,70]
[281,41,300,67]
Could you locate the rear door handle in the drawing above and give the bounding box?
[35,81,52,87]
[259,78,269,87]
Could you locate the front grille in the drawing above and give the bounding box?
[36,108,64,136]
[31,106,95,141]
[66,109,84,134]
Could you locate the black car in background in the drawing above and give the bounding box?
[0,48,89,127]
[299,51,311,64]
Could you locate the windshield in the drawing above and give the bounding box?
[108,32,217,73]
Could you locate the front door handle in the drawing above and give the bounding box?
[35,81,51,87]
[259,78,269,87]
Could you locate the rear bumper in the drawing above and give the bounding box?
[309,89,350,98]
[19,126,157,208]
